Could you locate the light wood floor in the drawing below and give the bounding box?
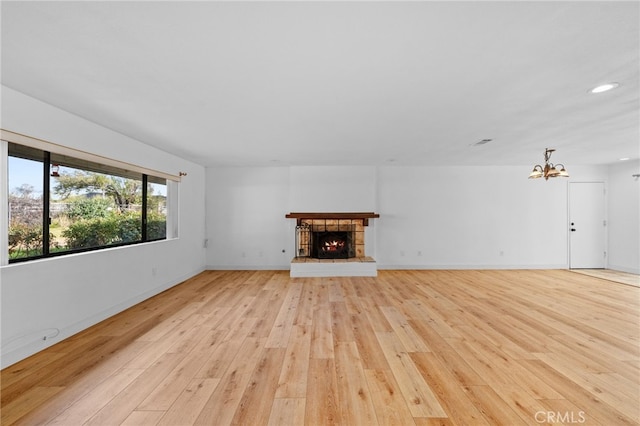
[571,269,640,288]
[2,270,639,425]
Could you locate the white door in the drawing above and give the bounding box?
[569,182,606,269]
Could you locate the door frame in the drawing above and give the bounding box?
[568,181,607,269]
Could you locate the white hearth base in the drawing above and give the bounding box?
[290,257,377,277]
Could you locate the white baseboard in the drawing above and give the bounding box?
[206,264,290,271]
[376,264,568,270]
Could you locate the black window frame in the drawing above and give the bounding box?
[7,142,167,264]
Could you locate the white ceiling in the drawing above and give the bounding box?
[2,1,638,167]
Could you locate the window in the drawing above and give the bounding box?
[8,146,45,259]
[146,177,167,241]
[6,140,171,263]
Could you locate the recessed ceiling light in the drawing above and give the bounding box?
[619,157,630,161]
[589,82,620,94]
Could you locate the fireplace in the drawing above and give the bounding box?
[286,212,379,277]
[287,212,379,260]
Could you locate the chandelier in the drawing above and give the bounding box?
[528,148,569,180]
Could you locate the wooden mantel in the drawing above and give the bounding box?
[285,212,379,226]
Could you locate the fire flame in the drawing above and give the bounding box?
[322,240,345,252]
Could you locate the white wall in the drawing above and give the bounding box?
[205,164,613,270]
[288,166,377,212]
[607,160,640,274]
[206,167,291,269]
[206,166,376,269]
[376,166,568,268]
[205,165,378,269]
[377,165,610,268]
[1,87,207,367]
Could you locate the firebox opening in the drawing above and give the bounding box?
[293,218,369,260]
[312,230,355,259]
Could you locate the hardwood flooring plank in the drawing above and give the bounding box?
[193,337,266,426]
[1,270,637,426]
[230,348,286,426]
[350,307,390,370]
[214,296,257,331]
[487,383,553,425]
[310,306,334,359]
[361,297,394,333]
[0,351,66,390]
[124,312,208,370]
[536,352,640,420]
[292,281,316,326]
[135,301,207,343]
[334,341,378,425]
[157,378,220,426]
[410,352,490,425]
[462,385,528,426]
[138,329,227,411]
[23,336,112,389]
[265,282,302,348]
[268,398,306,426]
[120,410,165,426]
[329,280,346,303]
[407,322,485,387]
[0,386,64,426]
[413,419,455,426]
[8,340,152,426]
[83,354,184,426]
[330,302,356,343]
[547,328,639,371]
[305,358,340,425]
[364,368,416,425]
[275,325,311,398]
[245,290,280,339]
[47,367,144,425]
[445,339,516,386]
[452,308,540,361]
[380,306,430,353]
[376,331,446,418]
[459,303,555,355]
[193,336,245,379]
[310,279,330,308]
[519,358,639,426]
[452,328,565,400]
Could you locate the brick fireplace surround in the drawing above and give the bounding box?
[285,212,379,277]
